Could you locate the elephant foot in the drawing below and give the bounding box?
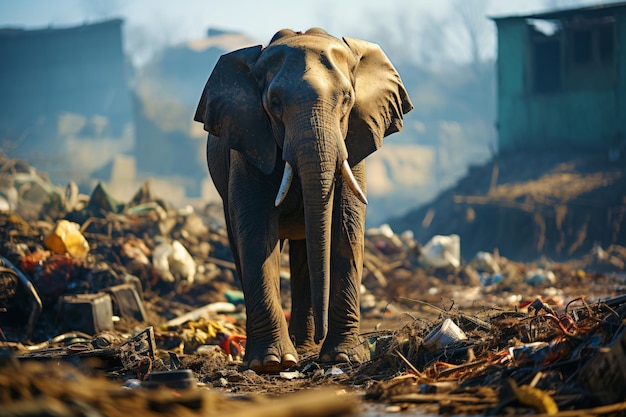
[245,344,298,373]
[319,334,370,365]
[247,353,297,373]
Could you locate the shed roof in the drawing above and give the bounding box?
[490,1,626,21]
[0,19,123,39]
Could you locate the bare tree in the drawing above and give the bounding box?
[354,1,492,69]
[445,0,493,72]
[354,2,449,68]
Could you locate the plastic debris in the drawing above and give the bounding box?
[58,293,113,334]
[118,327,157,370]
[324,366,344,376]
[422,318,468,351]
[524,268,556,286]
[508,378,559,414]
[165,302,238,328]
[153,238,196,283]
[145,369,197,390]
[44,219,90,259]
[0,255,42,341]
[280,370,305,380]
[0,174,18,211]
[220,334,246,359]
[366,223,406,255]
[470,251,501,274]
[418,234,461,269]
[579,326,626,405]
[224,289,245,305]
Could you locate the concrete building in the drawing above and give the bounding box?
[0,19,134,185]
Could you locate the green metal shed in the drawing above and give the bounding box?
[492,2,626,154]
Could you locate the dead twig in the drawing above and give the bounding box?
[394,349,429,381]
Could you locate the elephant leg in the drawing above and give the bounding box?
[320,161,369,364]
[207,136,245,286]
[288,239,318,353]
[228,154,298,373]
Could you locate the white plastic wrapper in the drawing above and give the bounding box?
[153,238,196,283]
[418,234,461,269]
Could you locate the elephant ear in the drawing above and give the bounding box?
[194,45,276,175]
[342,37,414,166]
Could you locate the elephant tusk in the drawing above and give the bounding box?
[275,162,295,207]
[341,160,368,205]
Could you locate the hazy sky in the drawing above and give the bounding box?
[0,0,581,41]
[0,0,606,65]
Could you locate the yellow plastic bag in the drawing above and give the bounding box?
[509,378,558,414]
[44,219,90,259]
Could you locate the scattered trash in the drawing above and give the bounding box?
[579,326,626,405]
[280,370,305,380]
[103,282,147,322]
[165,302,238,328]
[470,251,501,274]
[224,289,245,305]
[57,292,113,335]
[324,366,344,376]
[0,255,42,341]
[123,378,143,389]
[366,223,406,255]
[118,326,157,370]
[508,378,559,415]
[0,174,18,211]
[418,234,461,269]
[153,238,197,284]
[524,268,556,286]
[145,369,197,390]
[422,318,468,351]
[0,155,625,415]
[44,219,90,259]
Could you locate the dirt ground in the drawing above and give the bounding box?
[1,150,626,416]
[389,150,626,263]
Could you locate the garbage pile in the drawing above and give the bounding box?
[1,153,626,416]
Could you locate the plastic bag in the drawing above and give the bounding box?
[418,234,460,269]
[44,219,90,259]
[153,238,196,283]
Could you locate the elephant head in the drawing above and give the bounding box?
[195,28,412,343]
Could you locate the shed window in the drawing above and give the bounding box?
[528,20,563,94]
[572,29,592,63]
[598,24,614,64]
[533,40,561,93]
[566,18,615,67]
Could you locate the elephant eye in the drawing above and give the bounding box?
[270,96,283,117]
[341,93,352,112]
[342,93,352,106]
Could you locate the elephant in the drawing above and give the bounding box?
[194,28,413,373]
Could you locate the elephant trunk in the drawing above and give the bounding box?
[286,103,347,343]
[286,104,368,343]
[298,148,335,343]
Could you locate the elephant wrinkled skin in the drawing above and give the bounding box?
[194,28,413,373]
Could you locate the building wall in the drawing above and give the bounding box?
[0,20,134,184]
[495,18,530,152]
[495,9,626,153]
